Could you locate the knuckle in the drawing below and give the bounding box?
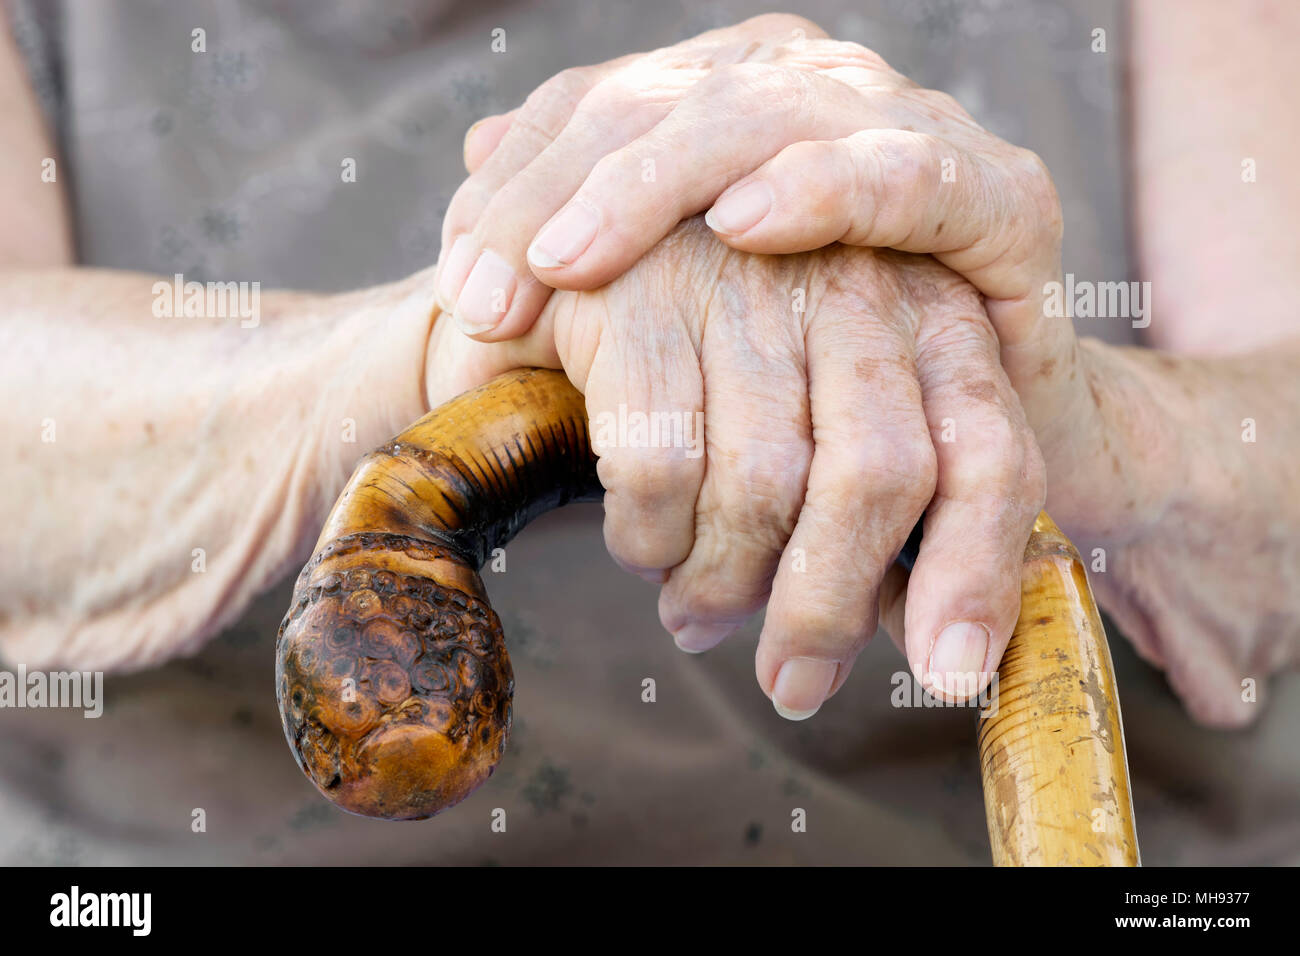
[729,438,813,504]
[784,136,839,170]
[677,579,764,626]
[891,436,941,503]
[782,600,843,643]
[777,139,848,220]
[846,130,937,244]
[597,447,698,509]
[775,600,872,657]
[517,67,597,141]
[608,533,676,574]
[814,39,892,72]
[785,40,902,94]
[949,417,1023,492]
[873,130,940,190]
[919,88,973,122]
[1014,147,1063,243]
[916,308,998,357]
[575,75,677,138]
[744,12,829,42]
[442,177,494,235]
[583,144,645,197]
[943,421,1045,552]
[714,450,811,541]
[701,62,806,118]
[820,432,938,509]
[979,415,1023,463]
[1014,145,1052,183]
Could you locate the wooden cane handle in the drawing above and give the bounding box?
[276,368,1139,865]
[276,368,597,819]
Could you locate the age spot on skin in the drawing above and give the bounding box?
[853,354,898,386]
[961,379,998,404]
[1037,358,1056,378]
[1087,371,1104,410]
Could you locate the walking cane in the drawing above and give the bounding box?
[276,368,1139,866]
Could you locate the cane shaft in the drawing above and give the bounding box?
[979,513,1139,866]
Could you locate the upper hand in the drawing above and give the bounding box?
[434,14,1066,431]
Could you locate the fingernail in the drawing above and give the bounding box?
[927,622,990,698]
[772,658,838,720]
[705,181,772,235]
[436,234,477,313]
[453,248,516,333]
[673,622,733,654]
[527,199,600,269]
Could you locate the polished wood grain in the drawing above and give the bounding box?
[275,368,598,820]
[979,513,1139,865]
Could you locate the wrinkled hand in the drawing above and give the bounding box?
[434,13,1066,432]
[430,218,1044,715]
[427,13,1300,728]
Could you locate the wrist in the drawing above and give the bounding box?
[1066,338,1300,723]
[305,269,440,486]
[1064,336,1300,553]
[1041,338,1188,549]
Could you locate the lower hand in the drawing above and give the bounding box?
[431,218,1044,714]
[433,15,1300,726]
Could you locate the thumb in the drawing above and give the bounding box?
[424,295,562,408]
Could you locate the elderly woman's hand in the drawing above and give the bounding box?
[437,10,1080,588]
[431,14,1300,728]
[429,217,1044,716]
[434,14,1066,430]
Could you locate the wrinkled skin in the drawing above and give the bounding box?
[433,12,1299,727]
[3,12,1294,731]
[432,218,1045,716]
[431,215,1299,728]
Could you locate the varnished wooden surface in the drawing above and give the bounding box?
[978,513,1140,865]
[275,369,597,820]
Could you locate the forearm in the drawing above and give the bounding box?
[0,266,437,671]
[1063,334,1300,722]
[1074,335,1300,531]
[1129,0,1300,354]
